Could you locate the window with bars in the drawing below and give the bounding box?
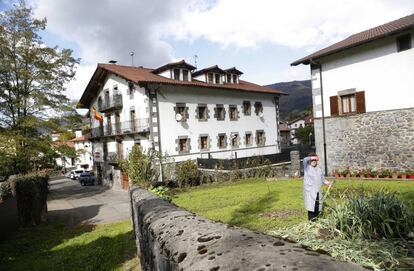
[254,102,263,116]
[245,132,252,145]
[231,133,239,147]
[218,134,227,148]
[229,105,238,121]
[200,136,208,150]
[197,105,208,120]
[179,138,189,152]
[256,130,265,145]
[243,101,251,115]
[215,105,225,120]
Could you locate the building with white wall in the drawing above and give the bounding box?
[291,13,414,173]
[79,60,285,189]
[70,130,93,170]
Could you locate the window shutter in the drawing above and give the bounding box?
[330,96,339,116]
[356,91,366,113]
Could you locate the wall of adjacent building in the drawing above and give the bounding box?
[156,85,280,162]
[314,108,414,174]
[311,29,414,118]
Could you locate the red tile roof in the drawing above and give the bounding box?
[78,64,286,108]
[292,13,414,66]
[151,59,196,74]
[69,134,90,142]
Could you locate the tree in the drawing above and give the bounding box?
[0,1,79,175]
[294,124,314,145]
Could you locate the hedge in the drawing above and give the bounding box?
[0,174,49,226]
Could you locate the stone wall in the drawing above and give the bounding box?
[314,107,414,174]
[130,187,364,271]
[198,151,301,183]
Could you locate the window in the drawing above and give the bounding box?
[227,74,231,83]
[215,73,221,84]
[218,134,227,148]
[341,94,356,114]
[243,101,251,115]
[231,133,239,147]
[200,135,208,150]
[128,82,134,99]
[197,104,208,121]
[229,105,238,121]
[183,70,189,81]
[175,103,188,121]
[178,137,189,153]
[173,69,180,80]
[254,102,263,116]
[113,84,118,91]
[215,104,225,120]
[245,132,252,146]
[256,130,265,145]
[233,74,237,83]
[130,110,136,131]
[207,73,214,83]
[397,34,412,52]
[330,91,366,116]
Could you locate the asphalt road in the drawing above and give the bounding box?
[47,176,131,226]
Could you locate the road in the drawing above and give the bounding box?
[47,176,131,226]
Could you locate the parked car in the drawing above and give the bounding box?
[78,172,96,186]
[70,169,84,180]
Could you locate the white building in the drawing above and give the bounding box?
[79,60,285,189]
[287,116,313,145]
[70,130,93,170]
[291,13,414,173]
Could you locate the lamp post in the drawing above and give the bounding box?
[309,132,313,146]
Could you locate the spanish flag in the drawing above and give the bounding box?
[92,106,103,122]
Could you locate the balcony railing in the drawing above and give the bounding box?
[98,94,123,112]
[107,152,122,164]
[91,118,150,138]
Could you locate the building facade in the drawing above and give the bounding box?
[292,13,414,173]
[79,61,285,189]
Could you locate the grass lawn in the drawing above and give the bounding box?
[0,220,140,271]
[172,178,414,233]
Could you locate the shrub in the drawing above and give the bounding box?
[149,185,171,202]
[325,190,414,240]
[1,174,49,226]
[176,160,199,188]
[120,146,158,188]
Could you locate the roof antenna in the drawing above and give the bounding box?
[194,54,198,70]
[130,52,135,67]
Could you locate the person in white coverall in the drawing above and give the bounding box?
[303,153,332,221]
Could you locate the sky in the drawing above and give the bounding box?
[1,0,414,102]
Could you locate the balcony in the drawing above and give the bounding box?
[99,94,123,112]
[90,118,150,139]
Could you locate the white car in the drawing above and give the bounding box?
[70,169,85,180]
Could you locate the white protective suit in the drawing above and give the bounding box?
[303,157,329,212]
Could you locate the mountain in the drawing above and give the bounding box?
[266,80,312,120]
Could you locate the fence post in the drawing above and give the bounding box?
[290,150,300,177]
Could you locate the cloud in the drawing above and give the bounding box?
[64,64,96,101]
[173,0,414,49]
[33,0,188,67]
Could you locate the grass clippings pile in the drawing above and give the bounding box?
[270,189,414,270]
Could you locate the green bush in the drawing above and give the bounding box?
[149,186,171,202]
[326,190,414,240]
[176,160,199,188]
[0,174,49,226]
[120,146,158,188]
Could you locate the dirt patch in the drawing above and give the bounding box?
[259,209,303,219]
